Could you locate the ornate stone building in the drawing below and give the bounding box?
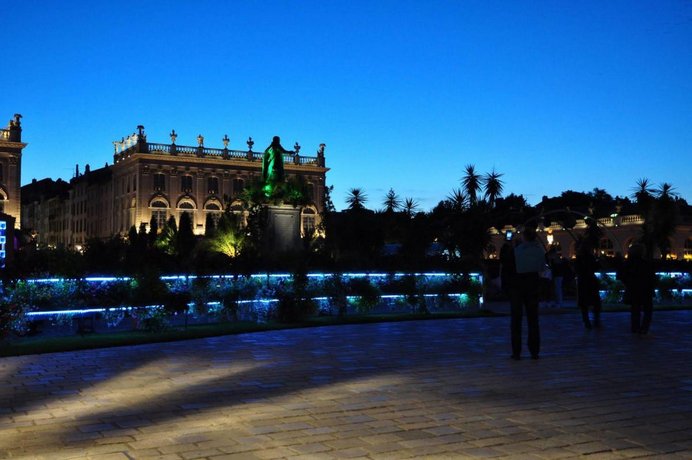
[0,114,25,228]
[22,125,329,248]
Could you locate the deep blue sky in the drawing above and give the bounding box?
[3,1,691,211]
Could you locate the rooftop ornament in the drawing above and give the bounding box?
[222,134,230,148]
[247,136,254,151]
[197,134,204,147]
[170,129,178,144]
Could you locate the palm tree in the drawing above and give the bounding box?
[447,188,467,211]
[483,168,504,207]
[632,178,656,256]
[656,182,676,200]
[461,164,481,205]
[403,197,419,217]
[632,179,680,258]
[633,178,655,216]
[382,188,402,213]
[346,188,368,211]
[653,182,679,258]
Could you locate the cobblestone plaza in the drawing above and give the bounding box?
[2,308,691,459]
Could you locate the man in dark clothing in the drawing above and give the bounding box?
[575,241,602,329]
[510,226,546,360]
[620,243,657,334]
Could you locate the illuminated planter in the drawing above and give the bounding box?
[6,272,485,337]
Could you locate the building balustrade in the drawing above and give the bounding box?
[115,141,322,166]
[0,128,9,140]
[620,215,644,225]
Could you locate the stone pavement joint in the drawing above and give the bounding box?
[1,309,691,458]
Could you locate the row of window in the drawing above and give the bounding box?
[153,173,232,195]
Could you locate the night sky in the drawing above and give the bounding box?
[3,0,691,210]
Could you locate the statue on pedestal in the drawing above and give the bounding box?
[262,136,288,196]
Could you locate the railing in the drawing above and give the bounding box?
[0,128,9,140]
[297,156,319,165]
[116,142,321,166]
[620,215,644,225]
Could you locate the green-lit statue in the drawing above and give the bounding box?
[262,136,288,196]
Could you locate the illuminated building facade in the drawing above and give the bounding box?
[22,125,328,248]
[109,126,327,241]
[488,215,692,261]
[0,114,25,228]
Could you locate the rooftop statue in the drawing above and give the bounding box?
[262,136,288,196]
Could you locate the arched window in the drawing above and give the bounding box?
[178,201,195,227]
[150,199,168,230]
[205,202,222,225]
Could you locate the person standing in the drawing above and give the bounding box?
[620,243,657,335]
[510,226,546,360]
[575,240,602,329]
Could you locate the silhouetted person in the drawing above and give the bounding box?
[510,226,545,360]
[575,240,601,329]
[620,243,656,335]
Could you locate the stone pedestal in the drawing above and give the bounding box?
[265,205,301,254]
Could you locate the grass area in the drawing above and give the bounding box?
[0,309,501,357]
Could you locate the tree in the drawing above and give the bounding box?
[176,212,196,263]
[207,213,245,258]
[205,213,216,237]
[631,178,679,258]
[127,225,138,246]
[155,216,178,255]
[652,183,679,258]
[447,188,467,212]
[346,188,368,211]
[482,168,504,207]
[461,164,482,205]
[383,188,402,213]
[148,215,159,248]
[403,197,419,218]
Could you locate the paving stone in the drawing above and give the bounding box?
[1,309,691,458]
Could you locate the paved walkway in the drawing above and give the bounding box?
[1,308,692,459]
